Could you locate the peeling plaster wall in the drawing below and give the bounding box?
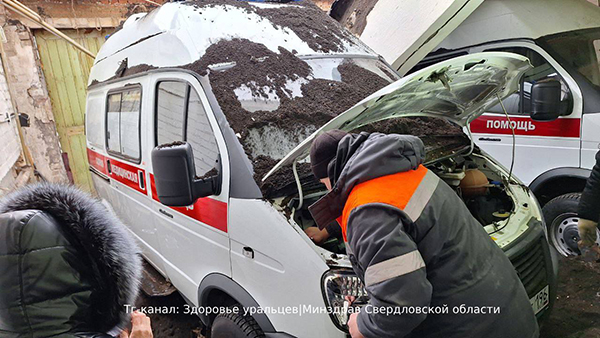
[0,56,22,187]
[0,7,67,183]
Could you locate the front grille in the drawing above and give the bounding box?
[510,239,548,297]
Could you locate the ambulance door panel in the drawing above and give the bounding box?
[102,81,166,273]
[471,44,581,185]
[149,74,231,301]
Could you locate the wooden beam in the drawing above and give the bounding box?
[2,0,96,59]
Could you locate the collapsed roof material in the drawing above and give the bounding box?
[90,1,467,197]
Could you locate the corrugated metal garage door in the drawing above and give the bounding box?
[34,28,111,193]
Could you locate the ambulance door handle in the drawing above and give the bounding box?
[478,137,501,142]
[243,247,254,259]
[138,171,145,190]
[159,208,173,219]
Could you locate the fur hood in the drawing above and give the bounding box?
[0,183,142,334]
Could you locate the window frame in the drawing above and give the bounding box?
[153,79,219,147]
[105,84,143,164]
[154,79,191,147]
[153,78,222,177]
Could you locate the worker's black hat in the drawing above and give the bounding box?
[310,129,348,180]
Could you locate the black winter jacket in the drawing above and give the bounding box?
[0,184,142,337]
[310,133,539,338]
[579,150,600,223]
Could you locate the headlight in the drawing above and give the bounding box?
[321,269,368,330]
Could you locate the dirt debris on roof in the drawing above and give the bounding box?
[181,37,466,197]
[182,38,312,135]
[180,36,401,196]
[185,0,361,53]
[92,0,466,197]
[176,1,467,196]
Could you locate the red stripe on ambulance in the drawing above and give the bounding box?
[471,116,580,138]
[87,148,146,194]
[107,158,147,194]
[87,148,108,175]
[88,148,227,232]
[149,174,228,233]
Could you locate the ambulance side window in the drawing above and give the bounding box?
[186,88,220,178]
[156,81,188,146]
[484,47,573,116]
[154,81,220,178]
[106,87,142,162]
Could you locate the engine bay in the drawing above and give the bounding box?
[278,152,515,255]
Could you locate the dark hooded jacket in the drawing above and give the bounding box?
[0,183,142,337]
[579,150,600,223]
[309,132,538,338]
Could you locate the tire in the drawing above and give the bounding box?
[211,308,265,338]
[542,193,600,257]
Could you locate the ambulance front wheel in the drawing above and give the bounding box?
[210,307,265,338]
[543,193,600,257]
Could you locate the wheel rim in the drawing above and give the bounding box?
[549,212,600,257]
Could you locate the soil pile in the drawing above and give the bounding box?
[102,0,467,197]
[182,39,313,135]
[360,117,469,162]
[182,37,399,196]
[183,1,466,197]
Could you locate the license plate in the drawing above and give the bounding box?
[530,285,549,315]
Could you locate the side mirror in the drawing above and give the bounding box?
[151,142,221,207]
[529,80,561,121]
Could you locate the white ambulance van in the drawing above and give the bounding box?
[330,0,600,256]
[414,0,600,257]
[85,2,556,336]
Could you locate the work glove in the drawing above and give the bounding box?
[578,218,598,248]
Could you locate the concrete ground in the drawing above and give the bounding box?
[137,257,600,338]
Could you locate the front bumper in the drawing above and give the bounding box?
[504,217,558,321]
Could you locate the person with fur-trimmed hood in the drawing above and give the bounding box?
[0,183,150,337]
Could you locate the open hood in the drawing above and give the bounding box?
[332,0,485,75]
[263,52,531,181]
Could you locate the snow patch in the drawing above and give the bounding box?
[185,4,315,57]
[234,82,281,113]
[245,124,317,160]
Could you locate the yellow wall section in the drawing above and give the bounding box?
[34,28,112,193]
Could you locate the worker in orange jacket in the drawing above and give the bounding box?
[308,130,538,338]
